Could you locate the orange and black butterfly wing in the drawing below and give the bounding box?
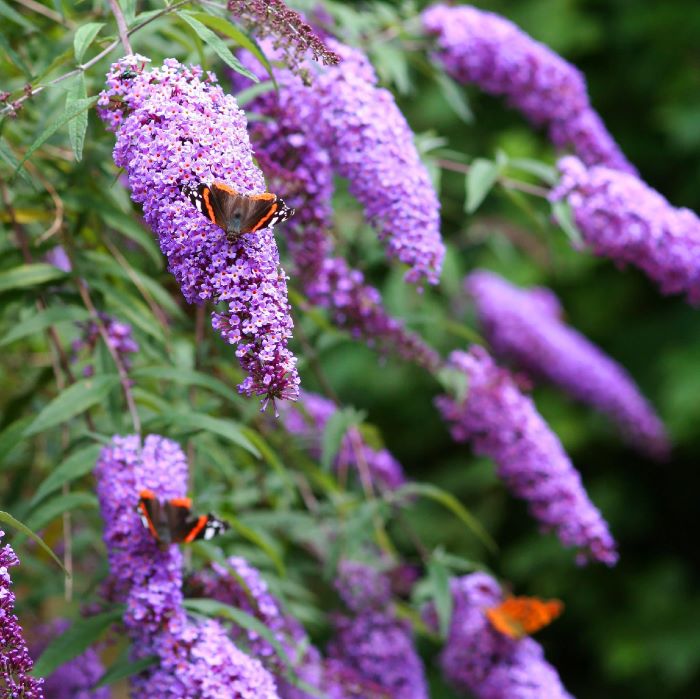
[163,498,229,544]
[137,489,167,544]
[486,596,563,639]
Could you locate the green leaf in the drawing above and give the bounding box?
[227,514,285,576]
[73,22,104,63]
[0,33,32,77]
[465,158,499,214]
[0,138,33,185]
[24,375,120,437]
[0,0,35,30]
[0,305,90,346]
[66,74,88,161]
[435,71,473,123]
[163,412,260,457]
[94,653,158,689]
[0,510,67,572]
[552,199,584,246]
[25,491,98,532]
[0,264,66,294]
[132,366,232,401]
[30,444,102,506]
[508,157,558,185]
[32,609,124,677]
[100,207,162,266]
[427,553,453,638]
[394,482,497,553]
[0,416,33,466]
[16,96,98,172]
[186,11,274,85]
[320,407,366,471]
[178,11,258,81]
[436,366,469,404]
[118,0,137,27]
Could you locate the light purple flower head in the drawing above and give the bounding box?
[327,561,428,699]
[280,391,407,491]
[551,155,700,303]
[32,620,110,699]
[467,270,669,459]
[95,434,280,698]
[422,3,635,173]
[72,312,139,376]
[423,572,573,699]
[44,245,72,273]
[0,531,45,698]
[98,55,299,405]
[436,347,618,565]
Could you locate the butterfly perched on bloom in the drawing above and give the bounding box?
[137,489,229,548]
[485,595,563,639]
[183,181,295,239]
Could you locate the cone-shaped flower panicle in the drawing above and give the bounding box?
[436,347,618,564]
[552,155,700,303]
[327,561,429,699]
[32,620,110,699]
[0,531,45,698]
[423,572,573,699]
[280,391,407,491]
[235,35,445,286]
[98,55,299,404]
[95,434,280,698]
[467,270,668,459]
[422,4,635,172]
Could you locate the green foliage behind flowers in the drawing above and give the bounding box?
[2,0,700,698]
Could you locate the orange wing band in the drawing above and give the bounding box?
[170,497,192,508]
[184,515,208,543]
[250,202,278,232]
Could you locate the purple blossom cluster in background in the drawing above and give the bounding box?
[422,4,635,173]
[98,55,299,404]
[95,434,280,698]
[436,347,618,565]
[467,270,668,458]
[552,155,700,303]
[424,572,573,698]
[327,561,429,699]
[281,391,407,491]
[72,312,139,377]
[0,530,44,698]
[32,620,110,699]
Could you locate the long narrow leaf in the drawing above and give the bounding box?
[0,510,66,573]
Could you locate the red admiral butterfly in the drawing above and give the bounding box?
[137,489,229,547]
[183,181,295,239]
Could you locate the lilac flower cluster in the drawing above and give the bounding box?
[95,434,280,698]
[422,4,635,173]
[281,391,407,491]
[436,347,618,564]
[72,312,139,377]
[467,270,669,459]
[552,155,700,303]
[0,530,45,698]
[236,36,444,287]
[189,556,391,699]
[423,572,573,698]
[33,620,110,699]
[98,55,299,404]
[327,561,429,699]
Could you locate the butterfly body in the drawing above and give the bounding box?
[184,181,295,239]
[137,489,229,548]
[485,595,563,639]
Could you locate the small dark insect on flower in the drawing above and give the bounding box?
[228,0,340,78]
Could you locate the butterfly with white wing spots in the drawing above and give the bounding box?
[137,489,229,549]
[183,180,295,240]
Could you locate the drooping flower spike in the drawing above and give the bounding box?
[552,155,700,304]
[422,3,635,173]
[423,572,574,698]
[98,55,299,406]
[467,269,669,459]
[95,434,280,698]
[436,347,618,565]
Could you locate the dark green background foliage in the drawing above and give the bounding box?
[1,1,700,697]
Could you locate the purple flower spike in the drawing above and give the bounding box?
[328,561,429,699]
[0,531,45,698]
[436,347,618,565]
[467,270,669,459]
[422,4,635,173]
[552,155,700,303]
[280,391,407,491]
[72,312,139,376]
[98,55,299,404]
[423,572,573,699]
[95,435,280,698]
